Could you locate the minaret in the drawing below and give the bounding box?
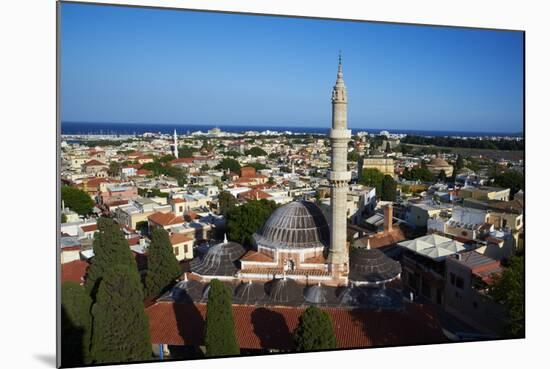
[173,129,179,158]
[327,53,351,278]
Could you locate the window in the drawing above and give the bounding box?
[184,244,188,253]
[173,247,179,256]
[179,206,183,212]
[456,276,464,289]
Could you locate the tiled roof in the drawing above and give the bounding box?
[170,233,194,245]
[148,212,185,226]
[61,260,88,284]
[84,159,106,167]
[80,224,98,233]
[241,250,274,262]
[146,302,447,349]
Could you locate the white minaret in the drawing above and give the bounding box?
[173,129,179,158]
[327,53,351,277]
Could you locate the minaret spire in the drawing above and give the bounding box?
[173,129,179,158]
[327,54,351,280]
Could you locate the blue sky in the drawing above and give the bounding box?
[61,3,524,133]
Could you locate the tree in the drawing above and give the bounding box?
[455,154,465,170]
[204,279,239,357]
[293,306,337,351]
[438,170,447,182]
[226,199,277,248]
[85,217,139,298]
[61,213,67,223]
[358,168,384,196]
[90,264,151,364]
[215,158,241,173]
[492,171,524,197]
[218,191,237,216]
[381,175,397,202]
[177,146,195,158]
[245,146,268,157]
[108,161,121,177]
[144,228,181,298]
[61,282,93,366]
[384,141,392,153]
[347,150,360,162]
[488,255,525,337]
[61,186,95,216]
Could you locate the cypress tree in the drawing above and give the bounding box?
[61,281,92,366]
[293,306,337,351]
[381,174,397,202]
[144,228,181,298]
[85,217,139,298]
[204,279,239,357]
[90,264,151,364]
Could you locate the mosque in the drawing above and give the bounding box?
[170,56,403,309]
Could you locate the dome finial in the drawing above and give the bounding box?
[223,232,228,244]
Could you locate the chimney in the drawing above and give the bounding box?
[384,204,393,233]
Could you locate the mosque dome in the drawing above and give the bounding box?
[265,278,304,305]
[254,201,330,250]
[191,239,246,276]
[428,157,450,167]
[304,283,329,304]
[348,248,402,284]
[233,281,266,305]
[169,277,204,303]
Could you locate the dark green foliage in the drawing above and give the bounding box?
[61,186,95,216]
[385,141,392,153]
[61,213,67,223]
[438,170,447,182]
[90,264,151,364]
[226,199,277,248]
[61,282,93,366]
[488,255,525,337]
[158,154,175,163]
[204,279,239,357]
[138,187,169,198]
[136,220,148,234]
[215,158,241,173]
[245,146,268,157]
[347,150,360,162]
[218,191,237,216]
[401,166,435,182]
[144,228,181,298]
[401,135,524,151]
[492,171,524,197]
[359,168,384,195]
[381,175,397,202]
[85,217,139,298]
[108,161,121,177]
[177,146,195,158]
[455,154,465,170]
[140,160,187,186]
[293,306,337,351]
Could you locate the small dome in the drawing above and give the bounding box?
[428,157,451,167]
[170,278,204,303]
[254,201,329,250]
[304,284,329,304]
[336,285,365,306]
[349,248,401,284]
[201,281,236,301]
[233,281,266,305]
[265,278,303,305]
[191,240,246,276]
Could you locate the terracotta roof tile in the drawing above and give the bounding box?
[61,260,88,284]
[148,212,185,226]
[241,251,274,262]
[146,302,447,349]
[170,233,194,245]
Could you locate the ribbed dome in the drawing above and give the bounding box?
[191,240,246,276]
[233,281,266,305]
[170,278,204,303]
[265,278,304,305]
[304,284,329,304]
[349,248,402,284]
[254,201,329,249]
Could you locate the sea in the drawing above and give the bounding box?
[61,121,523,138]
